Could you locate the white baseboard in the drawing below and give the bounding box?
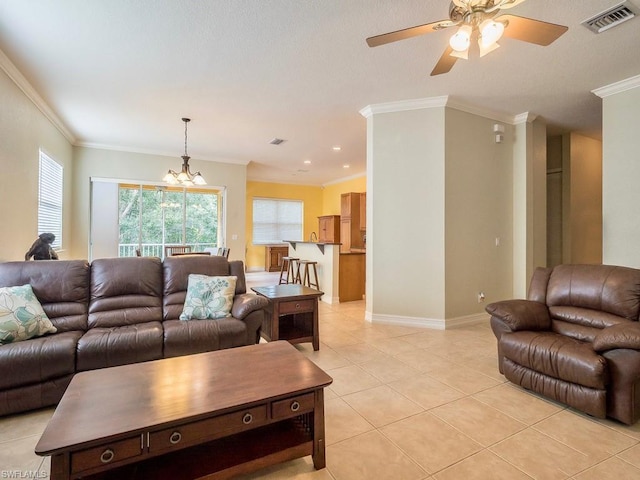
[321,295,340,305]
[365,311,489,330]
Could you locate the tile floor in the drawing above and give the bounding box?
[2,272,640,479]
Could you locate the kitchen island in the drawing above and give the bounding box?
[284,241,340,304]
[284,241,365,304]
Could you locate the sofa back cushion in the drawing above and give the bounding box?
[546,264,640,321]
[0,260,89,332]
[162,255,246,321]
[89,257,163,328]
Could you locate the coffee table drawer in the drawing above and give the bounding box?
[71,436,142,473]
[279,299,315,315]
[272,393,315,420]
[149,405,268,452]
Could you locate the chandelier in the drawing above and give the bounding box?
[163,118,206,186]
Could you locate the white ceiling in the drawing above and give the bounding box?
[1,0,639,186]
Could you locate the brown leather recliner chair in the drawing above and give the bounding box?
[486,264,640,425]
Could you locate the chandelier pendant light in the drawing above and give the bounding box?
[163,117,206,186]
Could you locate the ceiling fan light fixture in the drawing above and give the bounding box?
[449,25,472,51]
[478,39,500,57]
[450,48,469,60]
[479,19,505,47]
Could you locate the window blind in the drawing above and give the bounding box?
[38,151,63,249]
[252,198,303,244]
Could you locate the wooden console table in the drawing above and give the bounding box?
[252,284,324,351]
[35,342,332,480]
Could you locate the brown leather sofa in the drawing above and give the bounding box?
[486,264,640,425]
[0,255,268,416]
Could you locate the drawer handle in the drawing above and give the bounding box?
[100,449,115,464]
[242,413,253,425]
[291,401,301,412]
[295,303,301,308]
[169,431,182,445]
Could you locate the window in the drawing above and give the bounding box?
[252,198,303,244]
[118,184,222,257]
[38,150,63,249]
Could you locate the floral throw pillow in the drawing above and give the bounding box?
[0,284,57,345]
[179,275,237,320]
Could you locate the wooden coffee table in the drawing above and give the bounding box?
[252,284,324,351]
[35,341,332,480]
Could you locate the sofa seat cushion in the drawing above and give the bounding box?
[77,322,163,371]
[163,318,246,358]
[500,331,608,389]
[0,331,82,389]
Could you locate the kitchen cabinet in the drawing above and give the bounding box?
[318,215,340,243]
[265,245,289,272]
[340,193,364,253]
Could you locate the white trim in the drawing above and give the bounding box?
[78,141,250,166]
[445,98,516,124]
[359,96,449,118]
[592,74,640,98]
[365,311,488,330]
[513,112,538,124]
[360,94,532,125]
[0,48,76,144]
[321,295,340,305]
[322,171,367,187]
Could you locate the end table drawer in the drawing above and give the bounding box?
[71,436,142,473]
[149,405,268,452]
[272,393,315,420]
[279,299,315,315]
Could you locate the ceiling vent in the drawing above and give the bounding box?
[582,1,639,33]
[269,138,286,145]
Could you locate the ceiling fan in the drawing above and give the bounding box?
[366,0,568,76]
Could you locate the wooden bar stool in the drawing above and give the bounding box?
[278,256,299,284]
[297,260,320,290]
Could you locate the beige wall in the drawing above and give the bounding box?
[365,106,447,323]
[562,133,602,265]
[444,109,514,318]
[601,82,640,267]
[512,117,547,298]
[0,68,73,262]
[546,135,563,268]
[71,146,248,261]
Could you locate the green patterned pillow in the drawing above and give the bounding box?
[0,284,57,345]
[180,275,237,320]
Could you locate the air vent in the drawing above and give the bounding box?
[582,1,639,33]
[269,138,286,145]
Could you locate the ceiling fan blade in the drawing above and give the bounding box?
[366,20,455,47]
[430,46,458,76]
[498,14,568,46]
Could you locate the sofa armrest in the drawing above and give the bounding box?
[231,293,269,320]
[593,323,640,352]
[485,300,551,331]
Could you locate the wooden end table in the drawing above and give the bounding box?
[252,284,324,351]
[35,341,332,480]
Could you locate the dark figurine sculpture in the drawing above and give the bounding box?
[25,233,59,260]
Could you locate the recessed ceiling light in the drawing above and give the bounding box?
[332,145,342,151]
[269,138,286,145]
[303,160,312,164]
[343,164,350,169]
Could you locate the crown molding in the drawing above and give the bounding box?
[359,96,449,118]
[592,74,640,98]
[0,48,76,144]
[76,141,250,166]
[360,95,528,125]
[513,112,538,124]
[322,171,366,187]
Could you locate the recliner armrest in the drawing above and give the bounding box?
[231,293,269,320]
[485,300,551,331]
[593,323,640,352]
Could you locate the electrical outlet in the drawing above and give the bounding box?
[477,292,485,303]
